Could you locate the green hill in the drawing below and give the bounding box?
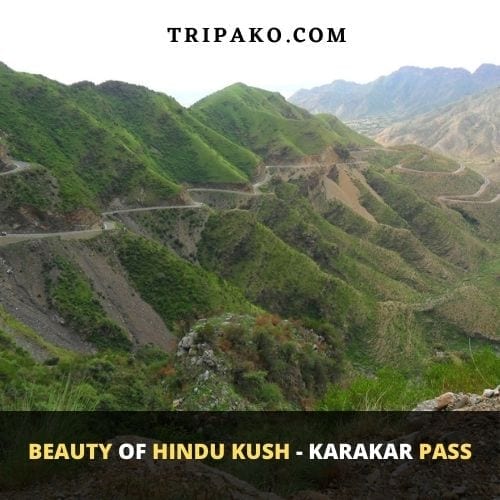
[0,64,261,214]
[71,80,259,183]
[198,210,371,333]
[191,83,373,163]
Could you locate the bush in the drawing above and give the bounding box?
[197,323,217,344]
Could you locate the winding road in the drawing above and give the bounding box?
[0,225,115,248]
[436,175,500,204]
[394,162,466,176]
[394,159,499,205]
[102,203,204,216]
[0,160,284,245]
[187,188,257,197]
[4,151,494,248]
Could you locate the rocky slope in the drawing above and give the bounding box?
[376,87,500,161]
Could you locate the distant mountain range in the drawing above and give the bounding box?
[290,64,500,122]
[376,87,500,160]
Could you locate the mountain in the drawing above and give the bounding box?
[0,64,372,226]
[0,64,499,412]
[191,83,373,163]
[0,62,259,214]
[289,64,500,125]
[376,87,500,160]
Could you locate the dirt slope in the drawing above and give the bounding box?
[0,239,175,357]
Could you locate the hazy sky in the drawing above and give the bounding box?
[1,0,499,105]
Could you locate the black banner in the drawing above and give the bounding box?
[0,411,498,498]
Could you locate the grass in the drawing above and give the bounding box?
[198,209,372,333]
[320,347,500,410]
[46,256,131,350]
[109,232,258,328]
[192,83,373,163]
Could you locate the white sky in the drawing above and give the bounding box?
[1,0,499,106]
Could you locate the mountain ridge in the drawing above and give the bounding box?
[375,86,500,160]
[289,64,500,123]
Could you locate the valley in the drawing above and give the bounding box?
[0,63,498,411]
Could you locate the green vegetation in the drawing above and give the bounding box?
[365,169,489,269]
[71,81,257,184]
[46,256,131,350]
[0,64,179,210]
[363,148,407,170]
[110,232,257,328]
[0,327,173,410]
[0,64,264,215]
[0,165,59,212]
[198,210,371,332]
[252,182,429,300]
[395,169,484,199]
[192,83,373,162]
[175,314,344,410]
[449,203,500,241]
[354,179,408,228]
[320,348,500,410]
[399,146,459,172]
[121,206,211,261]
